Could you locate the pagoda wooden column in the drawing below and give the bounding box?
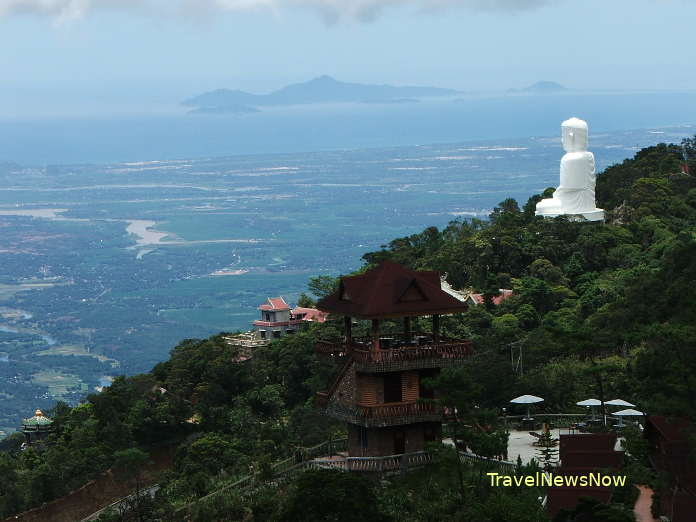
[432,314,440,344]
[344,316,352,346]
[404,316,412,344]
[371,319,381,351]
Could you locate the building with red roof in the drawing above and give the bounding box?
[253,297,327,341]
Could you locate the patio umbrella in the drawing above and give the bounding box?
[510,395,544,419]
[612,408,644,427]
[577,399,602,420]
[603,399,635,407]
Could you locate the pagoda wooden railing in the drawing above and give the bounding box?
[357,400,438,418]
[316,335,473,372]
[324,400,442,427]
[316,333,441,356]
[352,342,473,372]
[315,339,352,357]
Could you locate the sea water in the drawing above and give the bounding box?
[2,91,696,165]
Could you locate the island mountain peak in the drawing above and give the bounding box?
[508,80,568,94]
[182,75,459,113]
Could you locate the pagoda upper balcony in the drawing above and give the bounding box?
[320,399,442,428]
[316,334,472,372]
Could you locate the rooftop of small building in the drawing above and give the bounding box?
[259,296,290,311]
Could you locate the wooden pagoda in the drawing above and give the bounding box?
[315,261,473,465]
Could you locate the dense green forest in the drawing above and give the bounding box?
[1,138,695,521]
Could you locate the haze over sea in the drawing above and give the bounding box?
[3,91,696,164]
[0,90,695,432]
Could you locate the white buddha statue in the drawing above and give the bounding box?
[535,117,604,221]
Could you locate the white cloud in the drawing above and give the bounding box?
[0,0,559,23]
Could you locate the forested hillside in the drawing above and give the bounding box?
[1,137,695,521]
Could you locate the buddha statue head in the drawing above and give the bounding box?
[561,117,589,153]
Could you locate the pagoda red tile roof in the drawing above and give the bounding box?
[259,297,290,311]
[316,261,469,319]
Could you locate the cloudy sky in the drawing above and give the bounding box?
[1,0,695,113]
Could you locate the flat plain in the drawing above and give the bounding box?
[0,125,692,434]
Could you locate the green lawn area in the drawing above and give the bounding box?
[31,370,86,398]
[36,344,120,367]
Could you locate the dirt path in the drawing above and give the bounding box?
[634,485,658,522]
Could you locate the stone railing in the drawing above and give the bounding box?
[309,451,431,473]
[458,451,517,473]
[223,334,268,348]
[348,451,431,472]
[498,413,630,429]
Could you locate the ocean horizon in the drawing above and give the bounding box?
[2,91,696,166]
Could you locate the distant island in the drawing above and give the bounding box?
[508,81,568,94]
[187,104,260,115]
[182,75,459,114]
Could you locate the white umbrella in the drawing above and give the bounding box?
[577,399,602,420]
[603,399,635,407]
[613,408,644,416]
[612,408,644,427]
[510,395,544,419]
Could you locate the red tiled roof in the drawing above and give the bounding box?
[546,486,613,517]
[647,416,693,443]
[559,433,624,470]
[546,433,625,517]
[258,297,290,311]
[291,307,328,323]
[469,289,514,306]
[560,433,617,453]
[316,261,469,319]
[646,416,696,497]
[561,451,624,470]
